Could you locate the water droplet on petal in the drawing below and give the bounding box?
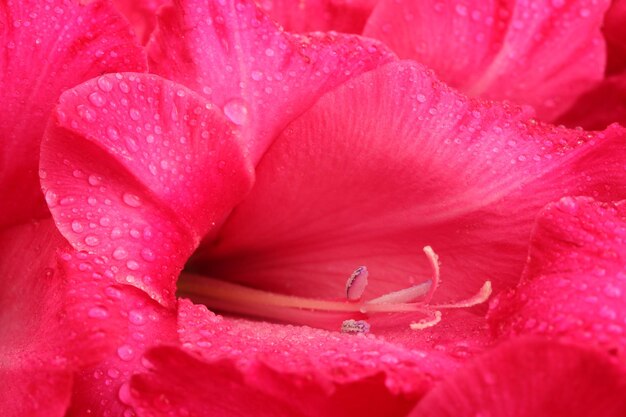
[89,91,106,107]
[85,235,100,246]
[223,99,249,126]
[88,305,109,318]
[122,193,142,208]
[117,344,135,361]
[97,76,114,92]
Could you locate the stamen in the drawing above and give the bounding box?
[422,246,440,303]
[367,280,432,304]
[346,266,368,301]
[341,319,371,334]
[178,246,492,334]
[410,311,442,330]
[430,281,492,309]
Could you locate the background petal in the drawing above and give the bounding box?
[147,0,395,163]
[0,0,146,229]
[363,0,608,120]
[489,196,626,361]
[256,0,377,33]
[409,338,626,417]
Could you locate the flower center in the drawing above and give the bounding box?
[177,246,491,334]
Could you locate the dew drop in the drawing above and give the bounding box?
[117,344,135,361]
[128,310,146,325]
[112,247,129,260]
[85,235,100,246]
[88,305,109,319]
[223,99,249,126]
[122,193,142,208]
[71,220,84,233]
[126,260,140,270]
[77,104,97,122]
[88,91,106,107]
[97,76,114,92]
[129,108,141,121]
[140,248,156,262]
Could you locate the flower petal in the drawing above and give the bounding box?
[0,220,136,417]
[489,197,626,360]
[0,0,146,229]
[147,0,395,162]
[556,75,626,130]
[40,73,254,308]
[192,61,626,309]
[363,0,608,120]
[256,0,377,33]
[604,0,626,74]
[128,299,458,417]
[409,338,626,417]
[112,0,169,44]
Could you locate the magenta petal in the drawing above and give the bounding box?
[147,0,395,163]
[127,299,458,417]
[112,0,169,44]
[256,0,377,33]
[556,75,626,130]
[40,73,253,307]
[489,197,626,361]
[193,62,626,306]
[364,0,608,120]
[0,0,146,229]
[409,338,626,417]
[603,0,626,74]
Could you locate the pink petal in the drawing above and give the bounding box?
[112,0,169,44]
[603,0,626,74]
[556,75,626,130]
[0,369,72,417]
[256,0,377,33]
[40,73,254,307]
[489,197,626,361]
[409,338,626,417]
[363,0,608,120]
[0,0,146,229]
[147,0,395,163]
[192,61,626,310]
[127,299,458,417]
[0,220,138,416]
[64,286,177,417]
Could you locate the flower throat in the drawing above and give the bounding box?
[177,246,491,334]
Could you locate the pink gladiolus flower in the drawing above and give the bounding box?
[2,0,626,416]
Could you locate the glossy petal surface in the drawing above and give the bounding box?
[148,0,395,162]
[193,62,626,308]
[0,0,146,229]
[40,73,254,308]
[410,339,626,417]
[364,0,608,120]
[489,197,626,361]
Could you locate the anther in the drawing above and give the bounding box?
[341,319,371,334]
[346,266,368,301]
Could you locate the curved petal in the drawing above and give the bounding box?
[192,61,626,310]
[112,0,169,44]
[489,197,626,361]
[0,0,146,229]
[40,73,254,308]
[128,299,458,417]
[147,0,396,163]
[409,338,626,417]
[556,75,626,130]
[363,0,608,120]
[256,0,377,33]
